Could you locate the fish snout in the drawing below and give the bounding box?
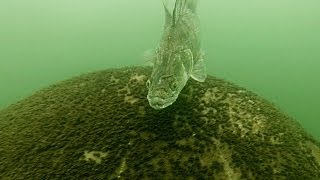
[147,88,178,110]
[149,88,170,99]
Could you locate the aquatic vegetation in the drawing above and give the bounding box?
[1,66,319,179]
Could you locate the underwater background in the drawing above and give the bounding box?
[0,0,319,140]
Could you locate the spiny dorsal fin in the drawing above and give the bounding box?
[172,0,179,27]
[162,0,173,27]
[162,0,199,27]
[172,0,199,27]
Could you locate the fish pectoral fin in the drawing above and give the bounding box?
[191,58,207,82]
[180,49,194,72]
[143,49,155,66]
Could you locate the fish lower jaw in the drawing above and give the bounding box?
[147,96,177,110]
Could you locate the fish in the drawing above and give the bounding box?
[146,0,207,110]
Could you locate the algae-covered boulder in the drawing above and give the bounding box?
[0,66,319,179]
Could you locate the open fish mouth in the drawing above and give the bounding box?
[147,96,177,110]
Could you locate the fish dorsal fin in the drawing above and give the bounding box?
[172,0,179,26]
[186,0,198,13]
[172,0,199,27]
[162,0,173,27]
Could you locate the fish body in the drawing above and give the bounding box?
[146,0,207,110]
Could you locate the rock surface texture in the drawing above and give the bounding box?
[0,66,319,179]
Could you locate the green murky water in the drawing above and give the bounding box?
[0,0,319,139]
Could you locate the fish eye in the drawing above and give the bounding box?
[146,80,151,89]
[171,82,177,90]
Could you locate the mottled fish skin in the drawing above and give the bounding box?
[146,0,207,110]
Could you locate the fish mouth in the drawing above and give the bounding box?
[147,95,177,110]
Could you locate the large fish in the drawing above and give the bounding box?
[146,0,207,110]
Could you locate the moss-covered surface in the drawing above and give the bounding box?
[0,66,319,179]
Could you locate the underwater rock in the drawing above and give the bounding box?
[0,66,319,179]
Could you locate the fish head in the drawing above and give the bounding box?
[146,49,192,110]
